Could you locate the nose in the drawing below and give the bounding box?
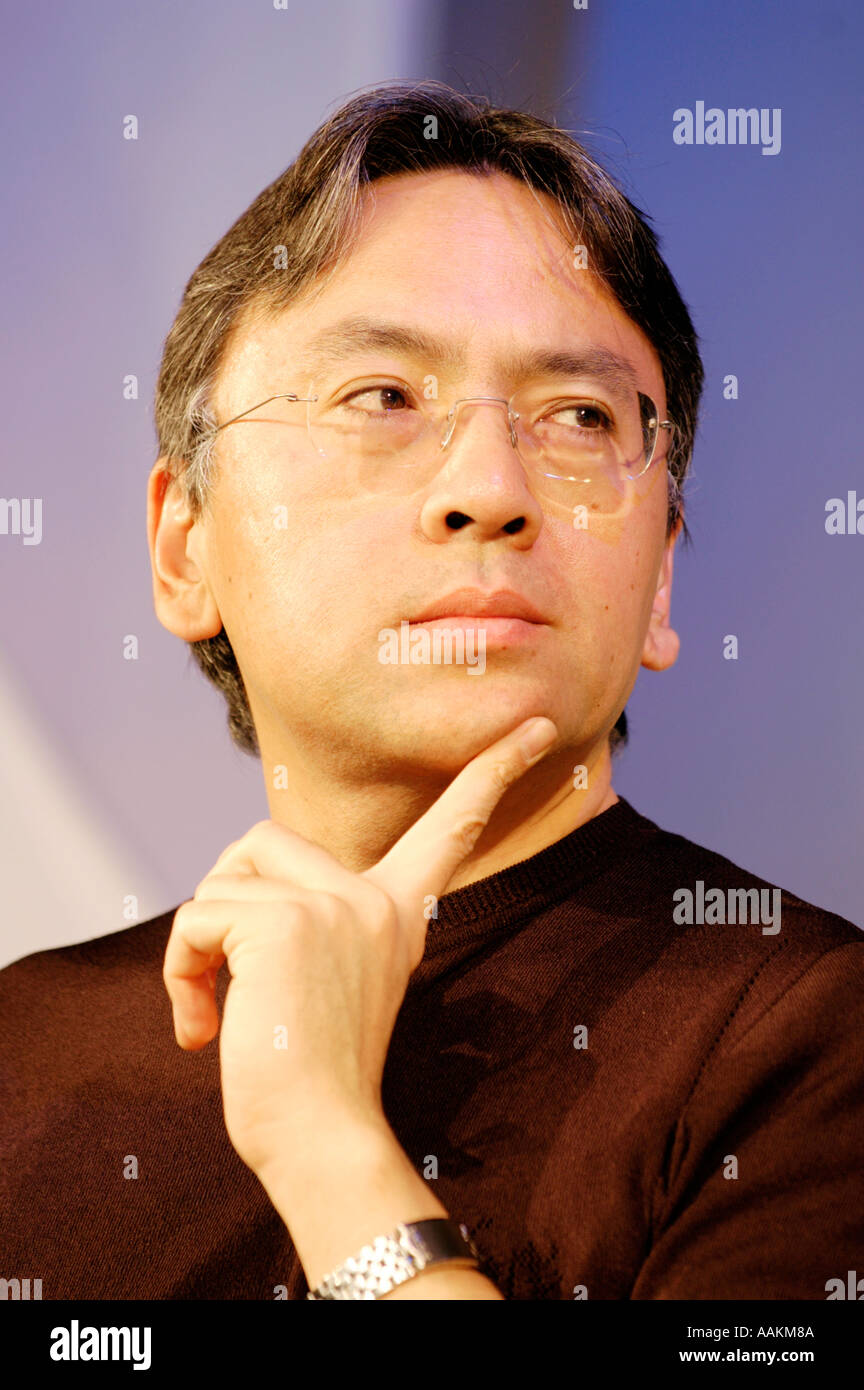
[418,399,544,545]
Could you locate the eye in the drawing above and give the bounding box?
[340,384,412,414]
[544,401,613,431]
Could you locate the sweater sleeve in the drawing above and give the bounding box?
[631,941,864,1300]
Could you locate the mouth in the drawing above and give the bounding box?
[410,588,549,625]
[407,589,549,650]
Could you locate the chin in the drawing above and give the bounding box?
[397,706,555,764]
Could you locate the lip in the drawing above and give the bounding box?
[410,588,549,625]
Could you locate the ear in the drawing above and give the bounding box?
[146,459,223,641]
[640,519,681,672]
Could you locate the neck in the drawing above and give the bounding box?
[258,730,618,893]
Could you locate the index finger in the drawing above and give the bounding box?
[363,716,558,910]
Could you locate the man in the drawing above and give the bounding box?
[1,82,862,1302]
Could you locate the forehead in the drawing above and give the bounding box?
[214,169,665,411]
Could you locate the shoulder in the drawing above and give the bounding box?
[0,908,182,1060]
[612,798,861,953]
[569,800,864,1054]
[0,907,180,985]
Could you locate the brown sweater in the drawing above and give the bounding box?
[1,797,862,1300]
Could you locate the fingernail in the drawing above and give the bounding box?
[519,718,558,762]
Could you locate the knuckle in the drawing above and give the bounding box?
[314,892,347,927]
[451,814,488,858]
[370,892,399,935]
[488,758,517,796]
[171,899,193,927]
[275,898,308,930]
[357,878,396,922]
[234,820,272,846]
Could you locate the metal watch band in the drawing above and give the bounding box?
[305,1218,481,1300]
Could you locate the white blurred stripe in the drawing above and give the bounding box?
[0,651,163,968]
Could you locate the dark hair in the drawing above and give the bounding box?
[154,80,703,757]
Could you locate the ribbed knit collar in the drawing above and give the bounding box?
[424,796,655,954]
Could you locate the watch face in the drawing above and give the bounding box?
[402,1219,477,1268]
[401,1224,431,1264]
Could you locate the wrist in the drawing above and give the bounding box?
[307,1217,482,1301]
[256,1114,450,1292]
[256,1103,395,1196]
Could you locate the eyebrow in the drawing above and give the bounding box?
[296,315,640,398]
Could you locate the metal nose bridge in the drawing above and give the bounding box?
[439,397,519,451]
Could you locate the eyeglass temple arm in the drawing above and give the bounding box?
[211,392,318,434]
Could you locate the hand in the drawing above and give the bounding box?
[163,716,558,1181]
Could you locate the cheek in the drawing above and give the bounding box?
[551,491,666,639]
[208,480,397,639]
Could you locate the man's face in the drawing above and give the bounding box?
[178,169,678,778]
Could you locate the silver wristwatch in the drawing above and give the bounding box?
[305,1218,481,1300]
